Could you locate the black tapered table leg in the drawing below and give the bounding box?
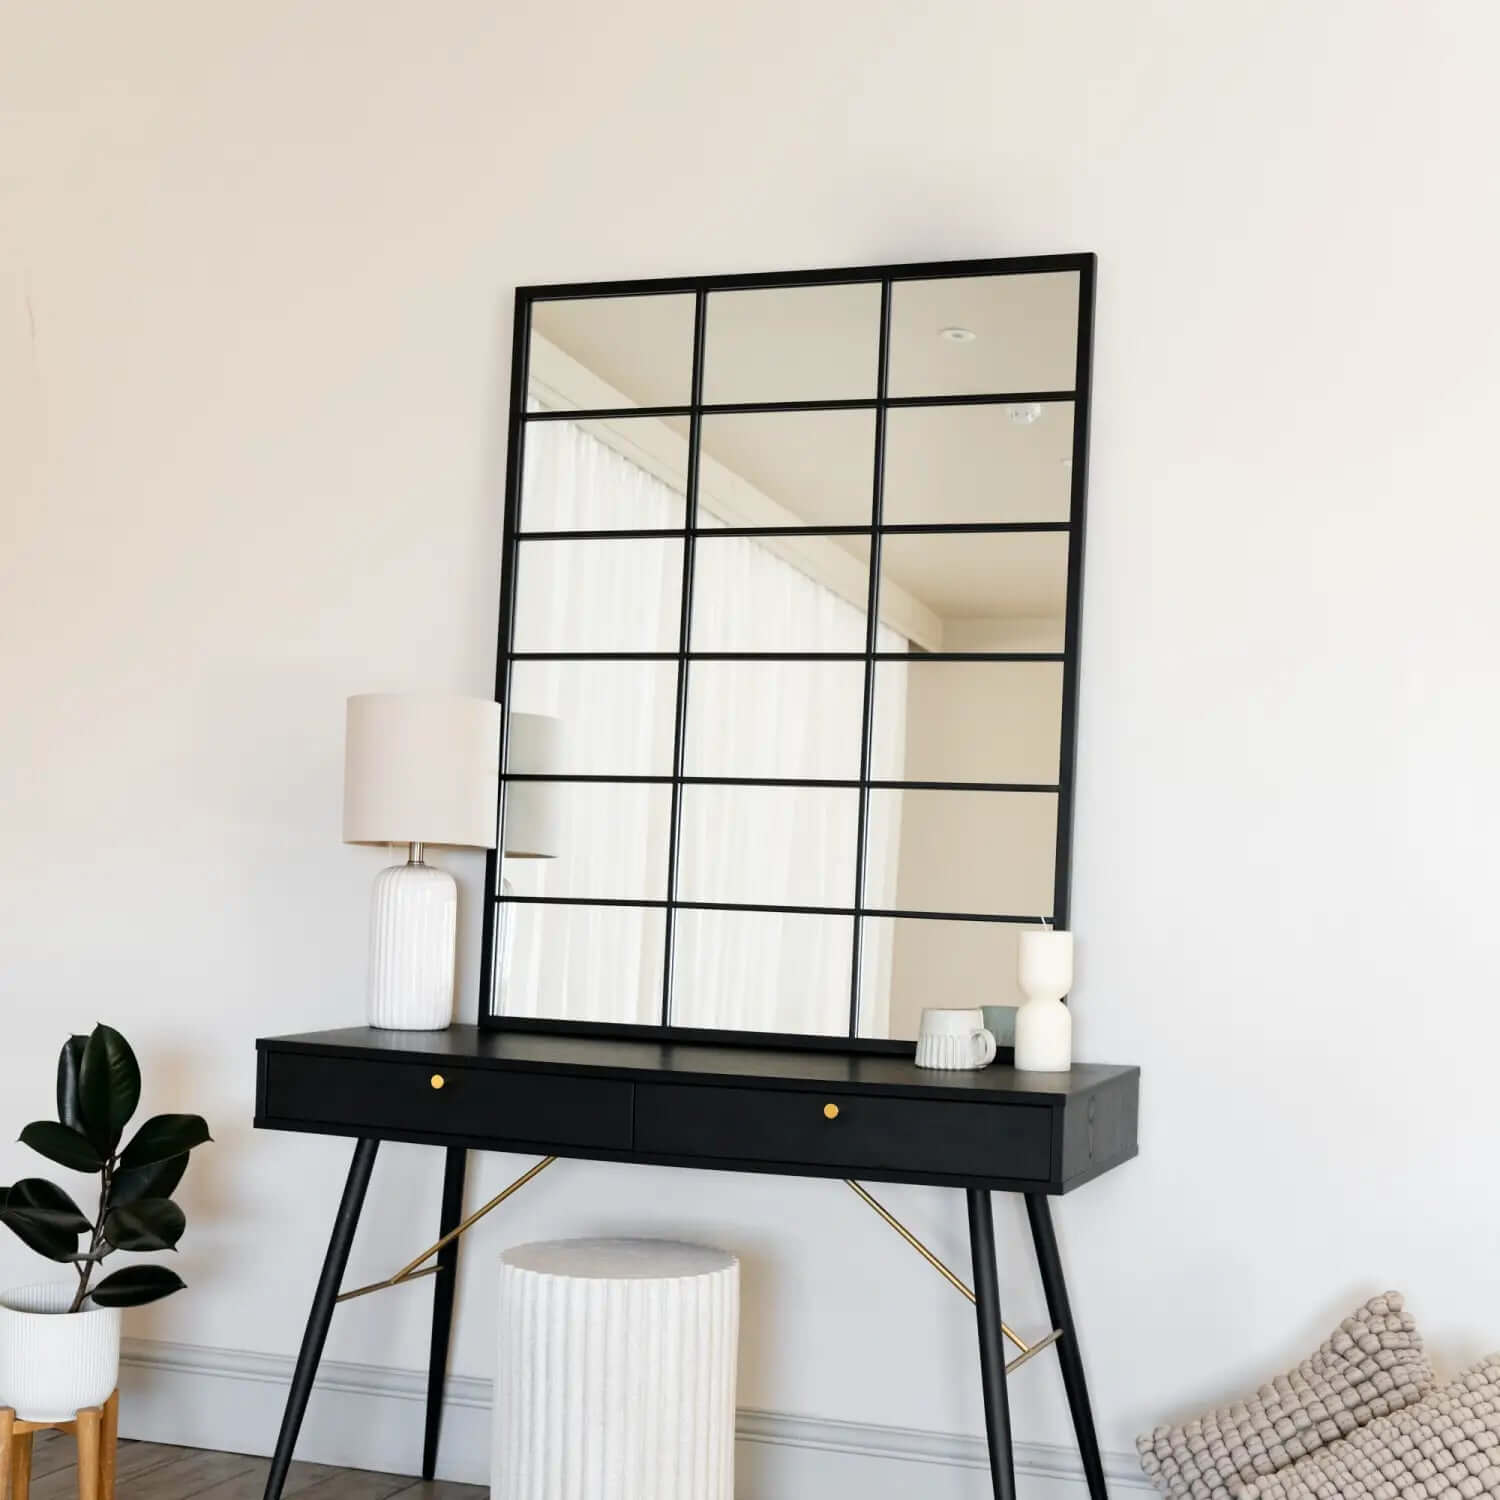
[422,1147,468,1481]
[264,1138,379,1500]
[968,1188,1018,1500]
[1026,1193,1108,1500]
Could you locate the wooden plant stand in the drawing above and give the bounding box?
[0,1391,118,1500]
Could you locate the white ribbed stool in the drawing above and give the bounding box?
[492,1239,739,1500]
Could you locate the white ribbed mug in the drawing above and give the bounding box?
[0,1282,121,1422]
[914,1008,997,1070]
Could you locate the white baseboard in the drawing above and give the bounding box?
[120,1337,1151,1500]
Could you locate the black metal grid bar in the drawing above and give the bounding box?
[1051,259,1095,932]
[515,521,1072,542]
[525,404,693,422]
[495,892,1053,925]
[479,252,1094,1049]
[507,650,1067,663]
[476,1011,920,1057]
[523,390,1076,421]
[514,250,1091,300]
[847,279,892,1036]
[657,289,709,1027]
[500,774,1060,793]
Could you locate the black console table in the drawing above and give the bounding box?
[254,1026,1140,1500]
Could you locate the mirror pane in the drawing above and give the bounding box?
[862,788,1056,916]
[689,533,869,654]
[512,538,683,654]
[876,532,1068,653]
[498,901,665,1025]
[529,293,695,411]
[684,660,865,781]
[671,908,852,1035]
[697,409,875,529]
[888,272,1080,397]
[858,917,1026,1040]
[869,660,1062,785]
[508,660,677,777]
[501,781,672,902]
[702,283,881,405]
[520,414,691,532]
[882,403,1073,526]
[677,785,859,909]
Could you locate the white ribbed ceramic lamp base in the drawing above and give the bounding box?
[0,1283,121,1423]
[367,859,457,1031]
[493,1239,739,1500]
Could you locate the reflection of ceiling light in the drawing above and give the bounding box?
[939,326,976,343]
[1060,457,1073,470]
[1007,402,1043,425]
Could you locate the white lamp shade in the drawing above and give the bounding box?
[504,713,561,858]
[343,693,502,848]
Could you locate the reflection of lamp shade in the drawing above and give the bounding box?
[343,694,502,849]
[503,713,561,859]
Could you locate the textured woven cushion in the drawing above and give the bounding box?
[1139,1293,1436,1500]
[1240,1357,1500,1500]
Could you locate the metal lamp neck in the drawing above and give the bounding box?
[406,842,426,866]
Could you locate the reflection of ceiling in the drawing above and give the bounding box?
[696,403,1072,628]
[532,293,696,408]
[530,273,1078,627]
[700,409,874,527]
[531,272,1079,412]
[888,274,1078,395]
[880,532,1070,627]
[698,402,1074,533]
[702,283,883,404]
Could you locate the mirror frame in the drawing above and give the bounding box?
[479,253,1096,1052]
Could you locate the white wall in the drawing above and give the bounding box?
[4,0,1499,1493]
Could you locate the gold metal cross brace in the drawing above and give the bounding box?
[334,1157,1061,1381]
[844,1180,1062,1376]
[336,1155,558,1304]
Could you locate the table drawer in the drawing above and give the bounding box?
[635,1082,1051,1181]
[262,1053,633,1151]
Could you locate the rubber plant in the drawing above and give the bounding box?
[0,1024,211,1312]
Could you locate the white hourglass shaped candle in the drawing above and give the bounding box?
[1014,929,1074,1072]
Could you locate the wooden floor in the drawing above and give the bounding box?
[21,1430,486,1500]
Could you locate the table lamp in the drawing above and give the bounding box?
[343,693,502,1030]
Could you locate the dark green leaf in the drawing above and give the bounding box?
[89,1264,186,1308]
[118,1115,210,1170]
[56,1035,88,1132]
[0,1206,81,1261]
[78,1025,140,1154]
[9,1179,91,1233]
[19,1121,104,1174]
[109,1153,188,1207]
[103,1197,184,1253]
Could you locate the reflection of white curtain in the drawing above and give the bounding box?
[513,421,682,655]
[521,413,681,531]
[505,416,907,1035]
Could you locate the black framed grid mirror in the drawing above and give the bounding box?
[478,254,1095,1052]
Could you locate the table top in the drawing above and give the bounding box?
[257,1025,1138,1107]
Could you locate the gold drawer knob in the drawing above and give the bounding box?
[823,1102,839,1120]
[430,1074,446,1090]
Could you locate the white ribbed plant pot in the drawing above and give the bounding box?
[493,1239,739,1500]
[367,859,457,1030]
[0,1283,121,1422]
